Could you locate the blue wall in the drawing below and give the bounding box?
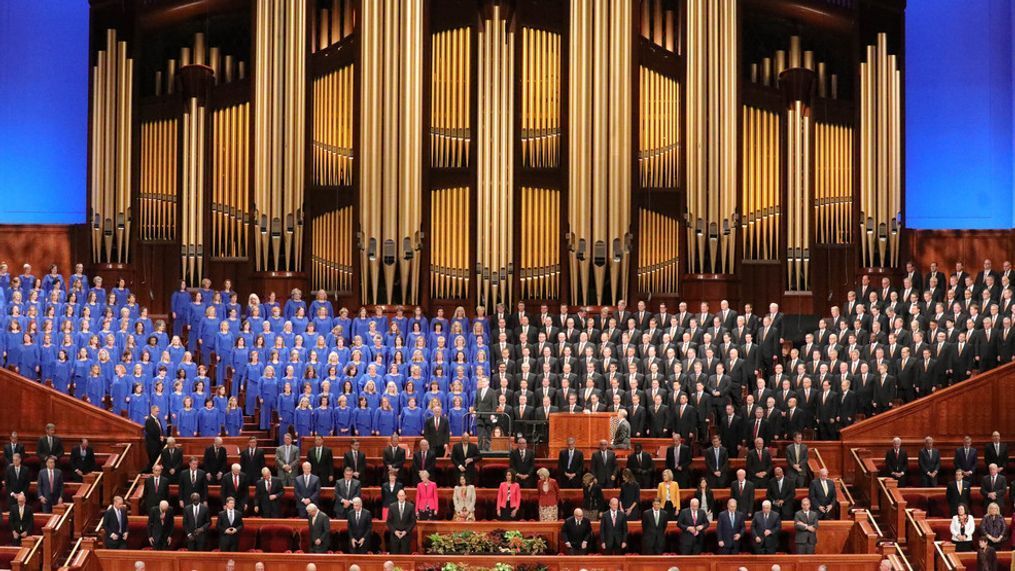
[906,0,1015,229]
[0,1,89,224]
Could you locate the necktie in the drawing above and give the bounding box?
[194,505,199,520]
[654,510,659,525]
[692,511,697,524]
[228,509,233,524]
[234,474,239,489]
[192,471,196,484]
[305,475,310,487]
[49,469,54,488]
[154,477,159,489]
[611,511,616,524]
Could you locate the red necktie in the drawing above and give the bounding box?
[234,475,239,489]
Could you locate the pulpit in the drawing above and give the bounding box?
[548,412,617,456]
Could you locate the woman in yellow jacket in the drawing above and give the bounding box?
[657,468,681,512]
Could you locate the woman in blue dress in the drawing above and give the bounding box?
[421,380,446,413]
[197,398,223,437]
[381,382,402,415]
[52,349,72,394]
[313,396,334,436]
[176,396,198,437]
[191,380,209,408]
[399,397,424,437]
[400,380,422,410]
[109,366,131,413]
[243,352,264,415]
[170,281,191,337]
[149,381,170,427]
[293,397,314,440]
[275,381,296,437]
[169,380,188,426]
[448,395,469,437]
[352,396,373,436]
[372,397,397,436]
[126,382,149,424]
[332,394,353,436]
[258,367,280,430]
[213,321,235,387]
[213,385,229,413]
[84,364,105,407]
[224,397,244,436]
[360,380,381,410]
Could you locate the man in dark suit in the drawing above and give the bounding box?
[599,497,628,555]
[385,489,416,554]
[36,423,64,464]
[751,500,781,554]
[37,455,64,513]
[745,438,773,486]
[451,433,481,484]
[3,432,26,469]
[561,508,594,555]
[981,463,1007,509]
[294,462,322,518]
[785,433,810,488]
[509,438,537,487]
[641,498,669,555]
[730,470,756,514]
[716,498,746,554]
[221,464,249,512]
[4,453,30,508]
[423,408,451,456]
[676,497,708,555]
[918,437,941,486]
[346,498,372,553]
[9,493,33,546]
[411,440,437,485]
[147,500,175,550]
[884,437,909,483]
[333,466,361,518]
[665,434,692,488]
[382,434,407,477]
[239,437,266,481]
[946,469,973,516]
[627,443,655,488]
[306,436,334,485]
[985,432,1009,471]
[217,497,243,552]
[557,437,585,488]
[143,407,165,471]
[102,495,129,549]
[143,465,170,513]
[794,497,820,554]
[590,440,618,488]
[203,437,228,483]
[705,434,730,488]
[182,492,210,551]
[159,437,183,483]
[767,466,796,520]
[254,467,283,518]
[955,436,978,480]
[808,468,837,519]
[473,378,497,444]
[178,456,208,508]
[306,504,331,554]
[70,438,96,482]
[343,440,368,483]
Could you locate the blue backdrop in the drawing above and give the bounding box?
[0,1,89,224]
[906,0,1015,229]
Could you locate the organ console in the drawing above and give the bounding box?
[85,0,906,315]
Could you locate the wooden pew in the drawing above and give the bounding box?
[102,443,142,507]
[10,536,42,571]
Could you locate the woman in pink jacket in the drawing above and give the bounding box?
[496,470,522,521]
[415,470,439,520]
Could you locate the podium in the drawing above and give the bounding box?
[548,413,617,456]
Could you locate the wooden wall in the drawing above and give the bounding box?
[0,224,85,279]
[905,229,1015,268]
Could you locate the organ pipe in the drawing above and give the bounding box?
[313,0,355,53]
[180,97,207,285]
[685,0,737,275]
[477,5,514,309]
[430,187,470,300]
[815,122,853,244]
[431,28,471,169]
[139,118,178,242]
[860,33,902,268]
[740,106,781,260]
[638,66,679,190]
[637,209,679,294]
[90,29,134,265]
[569,0,632,306]
[520,187,561,300]
[312,64,354,187]
[311,207,353,295]
[211,102,250,258]
[521,27,560,169]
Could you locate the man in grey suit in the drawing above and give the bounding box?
[612,409,631,449]
[794,497,820,554]
[294,462,321,518]
[306,504,331,554]
[334,466,362,518]
[275,433,300,487]
[785,432,810,487]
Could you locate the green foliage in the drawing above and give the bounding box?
[424,529,549,556]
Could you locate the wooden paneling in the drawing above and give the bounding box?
[0,224,84,280]
[905,229,1015,269]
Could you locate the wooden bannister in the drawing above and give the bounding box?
[43,504,74,571]
[904,509,936,571]
[73,472,103,537]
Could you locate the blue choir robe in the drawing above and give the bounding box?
[294,407,314,437]
[352,407,374,436]
[258,378,279,429]
[448,407,469,436]
[127,392,150,424]
[244,373,262,415]
[399,407,424,437]
[149,391,170,425]
[372,408,397,436]
[333,405,353,436]
[313,407,334,436]
[213,395,229,413]
[224,407,244,436]
[17,344,40,378]
[52,360,72,393]
[186,304,205,350]
[230,351,251,397]
[309,300,333,319]
[422,391,447,412]
[361,391,381,410]
[283,299,306,320]
[276,391,297,427]
[177,408,198,437]
[84,374,105,406]
[169,391,188,422]
[170,291,191,335]
[197,407,223,437]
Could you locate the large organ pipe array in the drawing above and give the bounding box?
[476,5,514,309]
[254,0,307,273]
[568,0,633,306]
[311,206,353,295]
[139,119,177,241]
[430,187,470,300]
[685,0,737,275]
[860,33,902,268]
[313,0,355,52]
[359,0,423,304]
[211,103,250,258]
[638,66,679,190]
[815,122,853,244]
[90,29,134,265]
[741,106,781,260]
[520,28,560,169]
[431,28,471,169]
[520,187,561,300]
[178,35,211,286]
[637,209,679,294]
[312,65,354,187]
[786,98,811,291]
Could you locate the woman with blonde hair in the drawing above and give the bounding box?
[581,472,604,521]
[536,467,560,521]
[657,468,681,513]
[980,502,1007,549]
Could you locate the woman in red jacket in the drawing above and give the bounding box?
[415,469,439,520]
[496,469,522,521]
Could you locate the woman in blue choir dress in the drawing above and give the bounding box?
[399,397,424,437]
[244,352,264,415]
[258,367,280,430]
[17,333,40,380]
[214,321,235,388]
[293,397,314,440]
[186,293,205,352]
[352,396,374,437]
[276,381,297,440]
[197,398,223,437]
[361,379,381,410]
[373,397,397,436]
[124,380,148,424]
[213,385,229,413]
[170,281,191,337]
[422,380,446,413]
[400,380,422,410]
[52,349,72,394]
[149,381,170,427]
[169,380,188,427]
[177,396,199,437]
[448,395,470,437]
[191,379,209,408]
[84,364,105,407]
[381,382,402,415]
[224,396,244,437]
[229,338,250,398]
[313,396,334,436]
[332,394,353,437]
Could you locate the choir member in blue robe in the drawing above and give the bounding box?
[186,294,205,351]
[16,334,40,379]
[448,396,469,437]
[126,383,150,424]
[84,364,105,406]
[275,382,297,438]
[213,386,229,413]
[360,380,381,410]
[230,340,251,397]
[213,322,235,386]
[52,350,72,393]
[197,399,223,437]
[283,289,306,320]
[293,397,314,439]
[399,398,424,437]
[333,395,353,436]
[258,368,280,430]
[313,397,334,436]
[177,397,199,437]
[170,282,191,336]
[197,308,221,365]
[224,397,244,436]
[244,356,264,415]
[149,382,170,427]
[352,397,374,436]
[309,290,333,319]
[372,398,397,436]
[169,382,188,425]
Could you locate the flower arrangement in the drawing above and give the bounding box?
[425,529,549,556]
[419,564,547,571]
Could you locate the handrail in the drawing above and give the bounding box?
[904,508,925,538]
[933,541,959,571]
[863,508,884,538]
[63,539,82,568]
[885,542,915,571]
[44,504,74,571]
[12,535,43,571]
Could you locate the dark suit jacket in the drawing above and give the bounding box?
[10,505,34,536]
[509,448,536,481]
[451,442,480,481]
[37,466,63,504]
[385,501,416,532]
[179,469,209,503]
[159,447,183,478]
[143,476,171,512]
[3,442,26,465]
[590,450,618,487]
[946,479,972,515]
[561,516,593,549]
[884,448,909,477]
[70,446,96,476]
[146,508,175,545]
[716,509,746,545]
[382,445,407,472]
[333,477,361,515]
[239,448,266,479]
[221,472,250,509]
[203,446,228,478]
[641,508,670,551]
[955,447,979,474]
[342,450,368,477]
[254,477,284,516]
[216,509,244,539]
[346,508,373,542]
[599,510,628,548]
[730,480,756,513]
[37,435,64,461]
[144,417,164,456]
[182,503,210,536]
[307,446,335,483]
[766,477,796,519]
[751,509,781,549]
[411,450,437,483]
[101,506,127,547]
[423,416,451,454]
[308,512,331,552]
[808,478,837,513]
[981,473,1008,507]
[984,443,1010,470]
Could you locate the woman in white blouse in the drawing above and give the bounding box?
[950,503,975,551]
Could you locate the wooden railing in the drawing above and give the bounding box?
[934,540,961,571]
[57,537,97,571]
[848,509,881,554]
[904,508,937,571]
[877,477,906,540]
[72,472,103,537]
[43,504,74,571]
[101,443,140,503]
[881,542,915,571]
[11,535,43,571]
[851,447,880,509]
